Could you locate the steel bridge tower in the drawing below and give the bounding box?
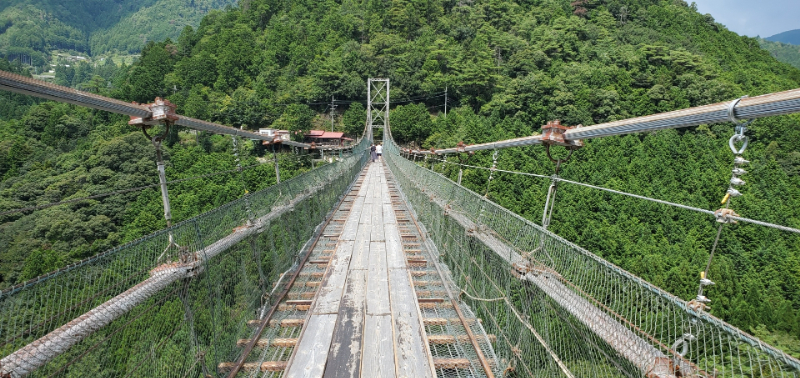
[367,78,389,141]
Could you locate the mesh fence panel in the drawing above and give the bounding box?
[383,139,800,378]
[0,145,368,377]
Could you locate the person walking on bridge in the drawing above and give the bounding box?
[376,143,383,160]
[370,143,377,162]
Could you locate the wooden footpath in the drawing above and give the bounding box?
[284,162,436,378]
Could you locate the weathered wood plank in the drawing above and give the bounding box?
[323,270,366,378]
[370,222,385,242]
[361,315,397,378]
[366,242,390,315]
[284,313,338,378]
[313,241,354,315]
[384,225,405,270]
[382,203,396,223]
[359,199,373,224]
[388,269,435,378]
[350,237,371,272]
[341,197,365,241]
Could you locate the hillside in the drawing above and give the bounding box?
[767,29,800,45]
[760,38,800,69]
[0,0,236,61]
[2,0,800,355]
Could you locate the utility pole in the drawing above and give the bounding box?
[330,95,337,132]
[444,86,448,119]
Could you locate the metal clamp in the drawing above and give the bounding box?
[726,96,748,124]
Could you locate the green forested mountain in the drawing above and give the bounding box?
[2,0,800,356]
[760,38,800,69]
[767,29,800,45]
[0,0,236,59]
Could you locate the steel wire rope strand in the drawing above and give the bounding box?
[0,163,264,217]
[392,146,800,370]
[0,155,365,377]
[386,152,573,377]
[425,155,800,235]
[423,88,800,154]
[226,153,366,377]
[0,70,351,151]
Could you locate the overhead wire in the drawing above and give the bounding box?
[419,154,800,234]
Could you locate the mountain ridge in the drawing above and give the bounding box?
[0,0,236,61]
[767,28,800,45]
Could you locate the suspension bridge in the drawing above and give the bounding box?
[0,72,799,378]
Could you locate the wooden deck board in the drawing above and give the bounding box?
[366,242,390,316]
[313,241,354,315]
[283,162,440,378]
[323,269,367,378]
[361,315,397,378]
[388,269,435,378]
[284,314,338,378]
[350,226,371,271]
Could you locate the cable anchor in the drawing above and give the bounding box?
[129,98,182,263]
[540,121,583,229]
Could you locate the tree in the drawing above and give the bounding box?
[342,102,366,138]
[271,104,315,141]
[390,103,432,145]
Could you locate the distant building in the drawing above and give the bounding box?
[258,128,290,144]
[304,130,352,146]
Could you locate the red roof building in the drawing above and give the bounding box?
[304,130,350,146]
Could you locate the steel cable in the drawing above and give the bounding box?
[422,155,800,234]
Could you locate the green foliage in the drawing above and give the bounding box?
[0,0,237,59]
[390,103,433,145]
[342,102,366,138]
[0,99,312,286]
[19,248,60,281]
[272,104,315,140]
[759,38,800,70]
[89,0,238,55]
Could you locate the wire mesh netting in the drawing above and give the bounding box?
[0,141,368,377]
[383,138,800,378]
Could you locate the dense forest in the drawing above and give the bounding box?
[760,38,800,69]
[0,0,237,60]
[1,0,800,357]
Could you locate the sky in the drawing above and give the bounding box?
[689,0,799,38]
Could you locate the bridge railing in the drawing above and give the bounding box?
[383,139,800,378]
[0,144,368,377]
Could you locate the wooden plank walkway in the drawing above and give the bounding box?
[284,162,435,378]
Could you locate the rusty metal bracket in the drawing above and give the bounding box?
[541,120,583,168]
[128,97,179,128]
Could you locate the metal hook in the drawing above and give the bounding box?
[728,134,748,155]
